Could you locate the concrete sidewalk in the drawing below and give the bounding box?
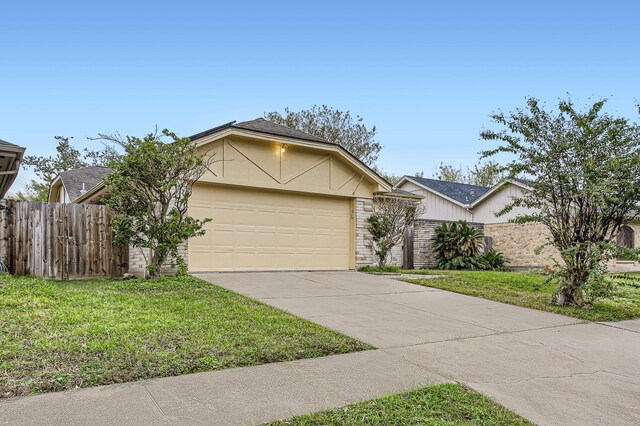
[0,350,448,426]
[2,272,639,425]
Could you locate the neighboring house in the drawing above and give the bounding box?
[49,118,394,275]
[395,175,640,272]
[48,166,112,204]
[395,176,536,223]
[394,176,537,268]
[0,139,26,199]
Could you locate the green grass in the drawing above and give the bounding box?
[268,384,532,425]
[0,275,371,398]
[402,270,640,322]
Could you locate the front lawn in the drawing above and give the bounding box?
[268,384,532,425]
[0,275,371,398]
[403,270,640,322]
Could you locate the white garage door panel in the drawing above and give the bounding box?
[189,184,351,271]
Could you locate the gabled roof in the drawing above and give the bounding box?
[0,138,23,149]
[57,166,112,202]
[408,176,490,205]
[0,138,26,198]
[189,117,390,190]
[188,118,327,144]
[469,177,533,207]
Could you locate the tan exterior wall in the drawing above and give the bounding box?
[197,135,383,198]
[397,181,472,222]
[484,222,561,269]
[472,184,538,224]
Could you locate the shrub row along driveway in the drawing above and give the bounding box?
[202,271,640,426]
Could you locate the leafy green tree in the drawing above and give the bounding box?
[22,137,86,201]
[265,105,381,166]
[435,163,466,184]
[368,194,423,267]
[97,129,215,277]
[481,97,640,306]
[469,161,504,187]
[435,161,504,187]
[22,136,115,201]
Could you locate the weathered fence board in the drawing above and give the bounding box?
[0,200,128,279]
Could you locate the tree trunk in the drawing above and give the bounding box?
[147,248,167,278]
[554,255,590,306]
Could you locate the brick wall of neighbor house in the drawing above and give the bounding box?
[412,219,485,269]
[127,241,188,277]
[484,222,561,269]
[485,221,640,273]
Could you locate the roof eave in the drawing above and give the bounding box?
[397,176,470,208]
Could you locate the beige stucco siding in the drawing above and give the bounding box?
[472,184,537,224]
[188,183,352,271]
[398,181,472,221]
[197,135,381,198]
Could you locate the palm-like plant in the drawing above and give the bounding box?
[432,221,485,270]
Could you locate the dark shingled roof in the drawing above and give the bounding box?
[188,118,328,144]
[0,138,22,149]
[410,176,490,205]
[58,166,111,201]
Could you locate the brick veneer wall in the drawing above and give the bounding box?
[355,198,375,268]
[485,221,640,272]
[412,219,485,269]
[484,222,560,269]
[127,241,188,277]
[354,197,404,268]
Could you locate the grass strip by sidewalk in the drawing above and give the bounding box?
[403,270,640,322]
[268,383,532,425]
[0,275,371,398]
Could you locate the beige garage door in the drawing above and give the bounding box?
[188,184,352,271]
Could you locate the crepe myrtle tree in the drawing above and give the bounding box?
[97,128,215,277]
[481,97,640,306]
[368,193,424,267]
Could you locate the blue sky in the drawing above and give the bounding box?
[1,1,639,192]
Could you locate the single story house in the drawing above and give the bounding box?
[49,118,398,275]
[395,176,640,272]
[0,139,26,199]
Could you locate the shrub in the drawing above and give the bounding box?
[433,221,485,270]
[480,250,510,271]
[437,256,488,271]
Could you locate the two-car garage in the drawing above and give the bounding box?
[188,184,353,272]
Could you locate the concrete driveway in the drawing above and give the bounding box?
[198,271,640,426]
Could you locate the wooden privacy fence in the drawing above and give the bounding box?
[0,200,128,279]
